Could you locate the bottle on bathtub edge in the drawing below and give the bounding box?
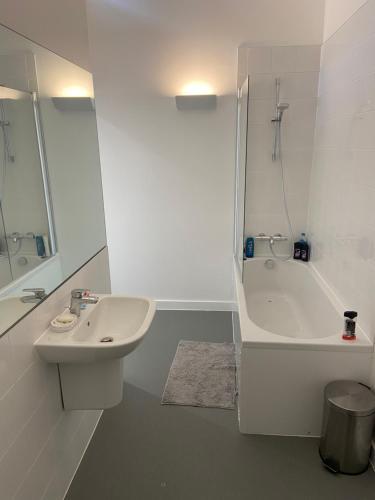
[294,233,310,262]
[245,237,254,259]
[35,235,46,258]
[342,311,357,341]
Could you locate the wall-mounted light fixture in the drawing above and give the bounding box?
[61,86,90,97]
[52,85,94,111]
[175,81,217,110]
[175,94,217,110]
[52,97,95,111]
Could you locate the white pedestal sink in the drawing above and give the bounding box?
[35,295,156,410]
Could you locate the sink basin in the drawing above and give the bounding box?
[35,295,156,363]
[34,294,156,410]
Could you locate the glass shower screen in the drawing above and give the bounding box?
[0,86,53,285]
[234,76,249,279]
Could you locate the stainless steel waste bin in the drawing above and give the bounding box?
[319,380,375,474]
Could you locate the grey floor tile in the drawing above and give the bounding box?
[65,311,375,500]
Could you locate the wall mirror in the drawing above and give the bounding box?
[0,24,107,336]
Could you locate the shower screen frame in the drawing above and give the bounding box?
[32,91,57,256]
[234,76,250,282]
[0,85,57,272]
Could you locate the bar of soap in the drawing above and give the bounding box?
[56,313,76,324]
[50,311,78,332]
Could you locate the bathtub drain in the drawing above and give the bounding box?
[265,259,275,269]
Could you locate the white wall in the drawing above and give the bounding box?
[0,248,110,500]
[307,0,375,344]
[0,0,90,69]
[240,45,320,257]
[86,0,325,307]
[323,0,369,41]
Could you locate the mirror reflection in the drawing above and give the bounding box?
[0,86,53,289]
[0,24,107,336]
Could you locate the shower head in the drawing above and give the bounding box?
[276,102,289,121]
[277,102,289,112]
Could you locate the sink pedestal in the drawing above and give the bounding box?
[59,358,124,410]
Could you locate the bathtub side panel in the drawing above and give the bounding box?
[238,347,372,436]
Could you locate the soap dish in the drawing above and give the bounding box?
[50,311,78,333]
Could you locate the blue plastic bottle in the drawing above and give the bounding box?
[245,237,254,258]
[35,235,46,257]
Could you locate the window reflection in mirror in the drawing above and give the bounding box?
[0,23,107,336]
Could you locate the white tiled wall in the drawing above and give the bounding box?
[238,45,321,256]
[307,0,375,343]
[0,247,110,500]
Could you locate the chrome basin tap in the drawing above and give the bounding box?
[21,288,47,303]
[70,289,99,317]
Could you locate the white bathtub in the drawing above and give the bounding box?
[10,254,48,280]
[233,258,373,436]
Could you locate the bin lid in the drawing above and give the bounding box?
[325,380,375,417]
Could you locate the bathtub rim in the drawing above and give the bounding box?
[234,257,373,353]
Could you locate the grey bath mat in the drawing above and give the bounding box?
[162,341,236,410]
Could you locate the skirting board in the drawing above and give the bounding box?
[156,300,235,311]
